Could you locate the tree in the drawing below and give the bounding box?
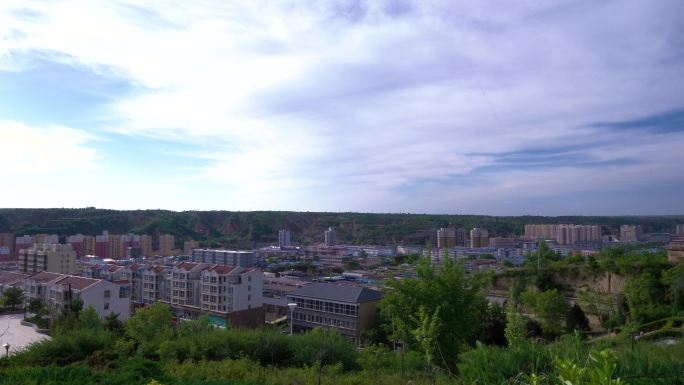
[566,304,591,333]
[27,298,45,315]
[480,303,507,347]
[662,261,684,313]
[504,305,527,347]
[624,273,666,322]
[382,254,487,371]
[104,312,124,336]
[2,286,24,310]
[535,289,568,337]
[126,303,175,357]
[79,305,103,330]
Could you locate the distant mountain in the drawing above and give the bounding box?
[0,208,682,248]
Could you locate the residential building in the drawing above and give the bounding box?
[524,224,601,245]
[95,231,110,259]
[0,246,10,262]
[200,265,262,313]
[33,234,59,244]
[470,228,489,248]
[66,234,96,258]
[140,235,153,256]
[620,225,644,242]
[18,243,78,275]
[0,233,14,260]
[158,234,175,256]
[668,240,684,263]
[324,227,336,247]
[190,249,256,267]
[15,235,34,257]
[141,266,168,304]
[676,225,684,236]
[0,271,28,295]
[108,234,124,259]
[183,240,199,255]
[278,230,291,248]
[488,237,516,249]
[287,283,383,342]
[24,271,130,320]
[437,228,456,249]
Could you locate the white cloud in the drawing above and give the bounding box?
[1,0,683,212]
[0,121,98,177]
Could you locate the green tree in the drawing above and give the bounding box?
[126,303,175,357]
[79,305,102,330]
[624,273,666,322]
[535,289,568,337]
[2,286,24,310]
[382,254,486,371]
[505,305,527,347]
[104,312,124,336]
[662,261,684,312]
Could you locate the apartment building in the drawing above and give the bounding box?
[279,230,291,248]
[324,227,336,247]
[200,265,262,313]
[24,271,130,320]
[524,224,601,245]
[66,234,96,258]
[190,249,256,267]
[15,235,34,257]
[141,266,168,304]
[18,243,78,274]
[668,241,684,264]
[437,228,456,249]
[488,237,517,249]
[0,233,14,261]
[183,240,199,255]
[0,271,29,295]
[620,225,644,242]
[140,235,153,256]
[677,225,684,236]
[287,283,383,342]
[158,234,175,256]
[470,228,489,248]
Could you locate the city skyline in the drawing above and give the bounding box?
[2,1,683,215]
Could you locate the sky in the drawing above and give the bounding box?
[1,0,683,215]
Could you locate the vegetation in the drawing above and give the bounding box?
[1,208,682,247]
[1,286,24,310]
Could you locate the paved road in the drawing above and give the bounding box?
[0,313,50,356]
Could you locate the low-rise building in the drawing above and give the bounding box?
[191,249,256,267]
[287,283,383,343]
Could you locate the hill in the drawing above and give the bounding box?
[0,208,682,248]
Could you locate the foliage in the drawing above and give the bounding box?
[1,286,24,310]
[624,273,667,323]
[567,304,591,333]
[535,289,569,338]
[382,255,487,370]
[125,303,175,357]
[506,305,528,347]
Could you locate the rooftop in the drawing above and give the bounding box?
[54,276,100,291]
[289,282,383,303]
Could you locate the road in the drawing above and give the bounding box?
[0,313,50,356]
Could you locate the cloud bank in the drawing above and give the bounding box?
[1,0,683,214]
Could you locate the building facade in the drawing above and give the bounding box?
[158,234,175,256]
[278,230,291,248]
[190,249,256,267]
[324,227,336,247]
[18,243,78,275]
[287,283,383,342]
[620,225,644,242]
[470,228,489,248]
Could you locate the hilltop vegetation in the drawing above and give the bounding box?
[1,208,682,248]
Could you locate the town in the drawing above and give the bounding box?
[1,221,683,345]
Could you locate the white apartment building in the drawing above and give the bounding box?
[23,271,130,320]
[200,265,262,313]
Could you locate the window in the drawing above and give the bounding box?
[104,290,111,298]
[104,302,110,310]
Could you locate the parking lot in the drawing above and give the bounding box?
[0,313,50,356]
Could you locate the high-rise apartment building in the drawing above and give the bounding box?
[158,234,175,256]
[140,235,153,256]
[620,225,644,242]
[0,233,14,261]
[18,243,78,275]
[524,224,601,245]
[677,224,684,236]
[324,227,336,247]
[95,231,110,259]
[437,228,456,249]
[108,234,124,259]
[184,240,199,255]
[278,230,291,247]
[66,234,96,258]
[470,228,489,248]
[15,235,34,256]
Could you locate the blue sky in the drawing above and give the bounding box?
[1,0,683,215]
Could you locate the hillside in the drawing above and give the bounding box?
[0,208,682,248]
